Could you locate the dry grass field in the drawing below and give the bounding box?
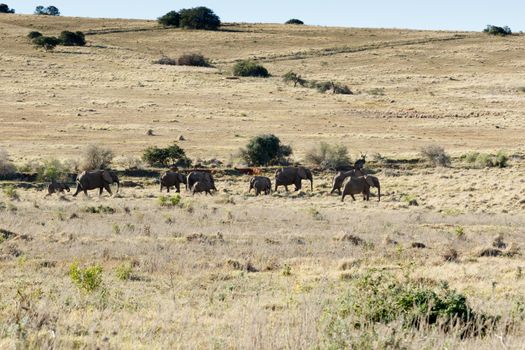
[1,13,525,349]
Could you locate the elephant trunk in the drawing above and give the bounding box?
[374,179,380,202]
[115,180,120,193]
[309,175,313,191]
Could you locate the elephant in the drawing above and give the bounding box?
[249,176,271,196]
[72,170,120,197]
[160,171,187,193]
[274,166,313,192]
[188,171,217,192]
[330,168,364,195]
[45,181,70,197]
[191,181,213,196]
[341,175,380,202]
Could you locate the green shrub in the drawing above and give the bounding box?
[177,53,211,67]
[285,19,304,25]
[179,7,221,30]
[158,10,180,27]
[462,151,509,168]
[115,263,133,281]
[2,185,19,200]
[239,134,292,166]
[32,36,61,51]
[34,5,60,16]
[0,3,14,13]
[420,144,451,167]
[0,148,16,175]
[321,271,497,347]
[233,60,269,78]
[483,25,511,36]
[27,31,42,40]
[153,56,178,65]
[158,194,182,207]
[305,142,351,169]
[69,261,103,292]
[142,142,191,167]
[59,31,86,46]
[81,144,113,171]
[283,71,306,87]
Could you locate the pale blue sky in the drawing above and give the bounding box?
[6,1,525,31]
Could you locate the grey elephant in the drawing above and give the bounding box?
[341,175,380,202]
[274,166,313,192]
[45,181,70,197]
[188,171,217,192]
[330,168,364,195]
[191,181,213,196]
[160,171,187,193]
[249,176,271,196]
[72,170,120,197]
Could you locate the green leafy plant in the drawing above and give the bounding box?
[158,194,182,207]
[142,142,191,167]
[179,6,221,30]
[233,60,269,78]
[239,134,292,166]
[69,261,103,292]
[115,263,133,281]
[158,10,180,27]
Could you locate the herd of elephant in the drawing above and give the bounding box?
[46,166,381,202]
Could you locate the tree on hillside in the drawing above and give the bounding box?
[35,5,60,16]
[0,3,15,13]
[285,19,304,25]
[179,7,221,30]
[240,134,292,166]
[59,31,86,46]
[158,10,180,27]
[33,36,61,51]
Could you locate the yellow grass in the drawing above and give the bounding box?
[1,13,525,349]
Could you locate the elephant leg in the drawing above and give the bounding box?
[351,194,356,201]
[104,184,112,196]
[285,185,289,192]
[341,193,345,202]
[99,187,104,196]
[175,183,180,193]
[167,186,170,193]
[83,189,88,196]
[160,184,163,192]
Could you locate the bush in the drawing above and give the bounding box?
[115,263,133,281]
[142,142,191,167]
[33,158,69,181]
[0,148,15,175]
[462,150,508,168]
[312,80,353,94]
[0,3,14,13]
[283,71,306,87]
[484,25,512,36]
[32,36,61,51]
[34,5,60,16]
[177,53,211,67]
[158,194,182,207]
[179,7,221,30]
[321,271,497,348]
[285,19,304,25]
[305,142,351,170]
[27,31,42,39]
[59,31,86,46]
[420,144,451,167]
[114,155,144,170]
[233,60,269,78]
[81,144,114,171]
[239,134,292,166]
[69,261,103,292]
[158,10,180,27]
[153,56,178,65]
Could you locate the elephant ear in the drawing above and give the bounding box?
[102,170,113,184]
[365,176,375,187]
[297,167,307,179]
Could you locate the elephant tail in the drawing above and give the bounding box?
[373,178,380,202]
[115,180,120,193]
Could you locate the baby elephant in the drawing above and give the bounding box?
[191,181,214,196]
[249,176,271,196]
[341,176,381,202]
[45,182,70,197]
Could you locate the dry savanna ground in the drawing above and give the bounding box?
[1,13,525,349]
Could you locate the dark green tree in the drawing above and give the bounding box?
[233,60,269,77]
[240,134,292,166]
[158,10,180,27]
[27,31,43,39]
[59,31,86,46]
[285,19,304,25]
[35,5,60,16]
[0,3,15,13]
[33,36,61,51]
[142,143,192,167]
[179,7,221,30]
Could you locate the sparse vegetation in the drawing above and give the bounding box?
[177,53,211,67]
[283,71,306,87]
[32,36,60,51]
[483,25,512,36]
[462,151,508,168]
[2,185,19,200]
[158,194,182,207]
[305,142,351,169]
[153,56,178,65]
[142,142,191,167]
[59,31,86,46]
[233,60,269,77]
[239,134,292,166]
[69,261,103,292]
[420,144,451,167]
[115,262,133,281]
[283,71,352,94]
[285,19,304,25]
[81,144,114,171]
[179,7,221,30]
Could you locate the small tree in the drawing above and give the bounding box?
[59,31,86,46]
[142,143,191,167]
[33,36,61,51]
[233,60,269,77]
[240,134,292,166]
[483,25,512,36]
[179,7,221,30]
[158,10,180,27]
[420,144,451,167]
[305,142,351,170]
[27,31,43,39]
[0,3,15,13]
[81,144,114,170]
[283,71,306,87]
[35,5,60,16]
[285,19,304,25]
